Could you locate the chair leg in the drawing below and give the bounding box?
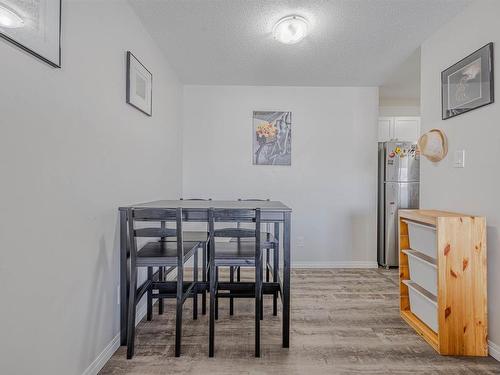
[266,249,270,283]
[126,267,138,359]
[215,266,219,321]
[273,245,279,316]
[193,248,198,320]
[202,242,207,315]
[255,255,262,357]
[209,264,216,357]
[237,266,241,282]
[229,266,234,316]
[147,267,153,321]
[159,267,164,315]
[175,265,184,357]
[260,292,264,320]
[260,260,264,320]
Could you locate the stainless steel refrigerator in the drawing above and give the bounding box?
[377,141,420,267]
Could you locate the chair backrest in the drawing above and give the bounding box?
[209,208,261,240]
[237,199,270,231]
[180,198,212,230]
[127,208,184,258]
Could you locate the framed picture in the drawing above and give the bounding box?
[442,43,494,120]
[253,111,291,165]
[0,0,61,68]
[126,51,152,116]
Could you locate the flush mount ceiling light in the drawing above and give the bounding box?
[0,4,24,29]
[273,15,308,45]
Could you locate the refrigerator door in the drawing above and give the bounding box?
[384,182,420,267]
[385,141,420,182]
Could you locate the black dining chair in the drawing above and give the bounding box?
[126,207,201,358]
[230,199,279,317]
[179,198,212,315]
[154,198,211,318]
[208,208,263,357]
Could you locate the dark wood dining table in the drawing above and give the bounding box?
[118,199,292,349]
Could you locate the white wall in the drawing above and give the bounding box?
[379,105,420,117]
[182,85,379,267]
[0,1,182,374]
[379,97,421,117]
[420,0,500,358]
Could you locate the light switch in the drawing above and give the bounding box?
[454,149,465,168]
[296,236,305,247]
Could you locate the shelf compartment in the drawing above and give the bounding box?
[402,249,437,296]
[403,219,437,259]
[403,280,438,332]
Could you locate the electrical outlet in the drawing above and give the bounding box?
[454,149,465,168]
[296,236,305,247]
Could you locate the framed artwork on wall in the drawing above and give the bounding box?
[0,0,62,67]
[253,111,291,165]
[126,51,152,116]
[441,42,494,120]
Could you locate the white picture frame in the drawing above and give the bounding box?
[126,51,152,116]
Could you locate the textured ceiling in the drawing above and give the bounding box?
[129,0,473,87]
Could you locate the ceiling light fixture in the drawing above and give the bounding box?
[273,15,308,45]
[0,5,24,29]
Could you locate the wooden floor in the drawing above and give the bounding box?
[100,269,500,374]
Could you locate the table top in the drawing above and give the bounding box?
[119,199,292,212]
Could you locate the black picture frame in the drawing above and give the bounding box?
[441,43,494,120]
[0,0,62,68]
[126,51,153,117]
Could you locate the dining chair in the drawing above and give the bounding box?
[179,198,211,315]
[126,207,201,358]
[231,198,279,317]
[208,208,263,357]
[154,198,211,318]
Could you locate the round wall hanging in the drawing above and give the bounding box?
[418,129,448,162]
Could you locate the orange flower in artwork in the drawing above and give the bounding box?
[256,122,277,139]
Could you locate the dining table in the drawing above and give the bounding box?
[118,199,292,349]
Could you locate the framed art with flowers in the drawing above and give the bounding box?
[253,111,291,165]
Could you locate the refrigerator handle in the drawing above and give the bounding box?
[388,201,397,216]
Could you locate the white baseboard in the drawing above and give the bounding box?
[489,340,500,362]
[292,261,379,269]
[82,269,177,375]
[82,302,148,375]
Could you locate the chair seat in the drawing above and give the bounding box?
[161,231,209,243]
[213,241,260,267]
[136,241,200,266]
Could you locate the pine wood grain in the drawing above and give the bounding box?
[399,209,488,357]
[437,216,488,356]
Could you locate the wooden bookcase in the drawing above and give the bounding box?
[398,209,488,356]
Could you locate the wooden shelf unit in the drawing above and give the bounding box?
[398,209,488,356]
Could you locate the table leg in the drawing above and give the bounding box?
[273,222,280,316]
[120,210,128,346]
[283,212,291,348]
